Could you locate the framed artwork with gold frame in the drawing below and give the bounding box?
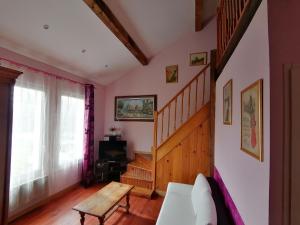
[240,79,263,161]
[166,65,178,83]
[223,79,232,125]
[114,95,157,122]
[189,52,207,66]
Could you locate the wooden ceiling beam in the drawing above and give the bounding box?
[195,0,204,31]
[83,0,148,65]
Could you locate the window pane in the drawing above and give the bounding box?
[11,86,45,188]
[59,96,84,166]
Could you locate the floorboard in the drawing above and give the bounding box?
[9,184,163,225]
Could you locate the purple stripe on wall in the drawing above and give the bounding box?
[213,167,245,225]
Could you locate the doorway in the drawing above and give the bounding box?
[283,64,300,225]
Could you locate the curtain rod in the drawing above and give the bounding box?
[0,57,89,86]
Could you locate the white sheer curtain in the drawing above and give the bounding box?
[50,79,85,195]
[0,60,85,217]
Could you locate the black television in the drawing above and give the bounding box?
[99,140,127,161]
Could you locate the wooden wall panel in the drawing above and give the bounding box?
[155,112,211,192]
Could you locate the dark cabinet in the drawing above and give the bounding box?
[95,140,128,183]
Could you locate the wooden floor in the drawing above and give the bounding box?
[9,184,164,225]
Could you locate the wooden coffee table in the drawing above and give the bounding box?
[73,182,134,225]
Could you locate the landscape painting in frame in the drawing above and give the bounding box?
[166,65,178,83]
[223,79,232,125]
[241,79,263,161]
[115,95,157,121]
[190,52,207,66]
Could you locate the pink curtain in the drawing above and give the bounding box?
[82,84,95,187]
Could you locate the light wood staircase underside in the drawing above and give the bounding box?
[120,153,154,198]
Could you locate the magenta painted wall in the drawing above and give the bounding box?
[0,47,106,158]
[215,1,270,224]
[103,19,216,157]
[267,0,300,224]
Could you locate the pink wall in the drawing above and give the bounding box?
[214,1,270,224]
[104,19,216,157]
[267,0,300,224]
[0,47,105,159]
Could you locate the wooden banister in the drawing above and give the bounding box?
[218,0,252,64]
[153,64,210,150]
[217,0,262,76]
[157,64,210,114]
[152,63,211,191]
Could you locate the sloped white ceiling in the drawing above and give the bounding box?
[0,0,216,85]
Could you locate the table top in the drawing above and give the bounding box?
[73,182,134,217]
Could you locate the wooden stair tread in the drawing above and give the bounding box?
[121,153,154,197]
[135,152,152,160]
[130,186,153,199]
[128,160,152,171]
[134,153,152,170]
[121,171,152,182]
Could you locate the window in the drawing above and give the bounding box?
[10,86,46,188]
[58,95,85,166]
[7,66,86,216]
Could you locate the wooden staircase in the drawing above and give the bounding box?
[121,63,215,197]
[120,153,154,198]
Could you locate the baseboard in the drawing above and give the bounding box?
[155,189,166,197]
[8,182,80,223]
[213,167,244,225]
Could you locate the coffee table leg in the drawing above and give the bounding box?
[98,217,104,225]
[125,193,130,214]
[79,212,85,225]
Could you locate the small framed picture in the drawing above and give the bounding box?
[223,79,232,125]
[166,65,178,83]
[190,52,208,66]
[241,79,263,161]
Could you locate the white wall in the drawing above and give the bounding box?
[104,19,217,157]
[215,1,270,224]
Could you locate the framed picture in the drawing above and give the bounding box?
[190,52,208,66]
[241,79,263,161]
[166,65,178,83]
[223,79,232,125]
[115,95,157,122]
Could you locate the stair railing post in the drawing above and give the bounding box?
[161,110,164,143]
[152,111,158,191]
[188,84,191,118]
[195,77,198,113]
[181,92,184,125]
[153,111,158,149]
[202,71,206,106]
[174,98,177,132]
[167,105,171,137]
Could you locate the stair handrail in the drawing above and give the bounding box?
[153,63,210,150]
[217,0,250,65]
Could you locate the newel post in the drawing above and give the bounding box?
[152,111,158,190]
